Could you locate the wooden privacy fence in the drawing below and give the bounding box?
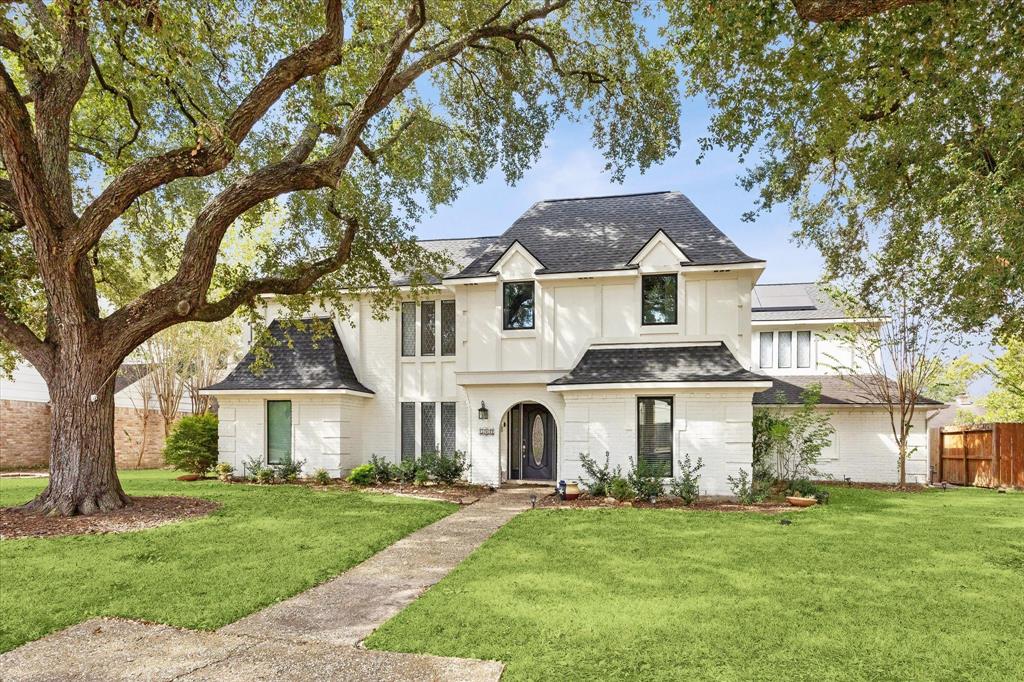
[929,423,1024,489]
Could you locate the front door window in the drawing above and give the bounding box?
[509,403,555,481]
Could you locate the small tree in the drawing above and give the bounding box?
[978,336,1024,422]
[163,414,219,476]
[828,275,944,487]
[753,384,834,489]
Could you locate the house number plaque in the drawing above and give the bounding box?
[478,426,496,436]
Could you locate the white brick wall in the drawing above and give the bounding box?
[812,408,929,484]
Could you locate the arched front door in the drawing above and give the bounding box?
[507,402,556,481]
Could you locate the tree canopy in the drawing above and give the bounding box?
[664,0,1023,337]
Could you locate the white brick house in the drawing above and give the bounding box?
[203,191,942,493]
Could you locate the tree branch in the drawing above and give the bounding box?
[792,0,933,23]
[192,214,358,323]
[0,310,52,378]
[71,0,347,258]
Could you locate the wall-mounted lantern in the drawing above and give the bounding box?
[478,401,489,421]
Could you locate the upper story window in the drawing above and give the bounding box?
[440,300,456,356]
[797,330,811,368]
[503,281,535,330]
[778,331,793,368]
[759,331,773,368]
[641,274,677,325]
[421,301,436,356]
[401,302,416,356]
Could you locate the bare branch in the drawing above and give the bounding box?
[792,0,933,22]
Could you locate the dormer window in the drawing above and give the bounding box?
[641,274,677,326]
[503,281,535,330]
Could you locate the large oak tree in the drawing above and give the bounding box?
[0,0,679,515]
[665,0,1023,337]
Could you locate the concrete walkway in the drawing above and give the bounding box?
[0,488,535,681]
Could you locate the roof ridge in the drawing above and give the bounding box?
[756,281,821,287]
[537,190,675,204]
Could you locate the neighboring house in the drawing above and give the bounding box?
[0,362,192,470]
[204,191,943,493]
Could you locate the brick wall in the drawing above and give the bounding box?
[0,399,176,470]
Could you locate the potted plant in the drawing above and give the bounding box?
[564,481,581,501]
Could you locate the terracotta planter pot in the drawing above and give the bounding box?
[786,496,817,507]
[564,482,581,501]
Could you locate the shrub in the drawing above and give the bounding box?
[215,462,234,482]
[754,384,834,488]
[668,454,703,505]
[608,477,635,502]
[242,455,264,481]
[163,413,219,476]
[579,451,618,497]
[255,467,276,485]
[422,450,467,484]
[728,469,768,505]
[414,467,429,486]
[393,459,420,485]
[347,463,374,486]
[627,457,666,500]
[311,468,331,485]
[369,455,394,484]
[788,478,830,504]
[275,458,305,482]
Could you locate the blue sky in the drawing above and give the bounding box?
[414,96,823,285]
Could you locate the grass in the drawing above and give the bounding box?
[0,470,454,653]
[366,486,1024,681]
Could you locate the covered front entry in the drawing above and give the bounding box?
[505,402,557,481]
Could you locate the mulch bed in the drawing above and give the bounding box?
[537,493,797,514]
[0,496,221,540]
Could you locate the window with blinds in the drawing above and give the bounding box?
[637,397,673,476]
[420,402,436,456]
[266,400,292,465]
[778,331,793,368]
[797,330,811,368]
[440,402,456,455]
[421,301,436,356]
[401,302,416,357]
[440,300,456,356]
[759,332,773,368]
[400,402,415,461]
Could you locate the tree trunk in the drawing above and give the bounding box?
[898,441,908,488]
[21,357,130,516]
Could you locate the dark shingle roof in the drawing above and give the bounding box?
[204,318,372,393]
[452,192,761,278]
[754,375,944,406]
[390,236,498,286]
[752,283,847,321]
[550,343,769,386]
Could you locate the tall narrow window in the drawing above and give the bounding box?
[420,402,436,456]
[440,402,456,455]
[421,301,436,356]
[797,330,811,368]
[759,332,773,368]
[637,397,673,476]
[502,281,535,330]
[641,274,678,325]
[401,402,415,461]
[401,302,416,357]
[266,400,292,465]
[440,300,456,356]
[778,331,793,369]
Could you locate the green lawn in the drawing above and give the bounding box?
[0,470,454,653]
[367,487,1024,681]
